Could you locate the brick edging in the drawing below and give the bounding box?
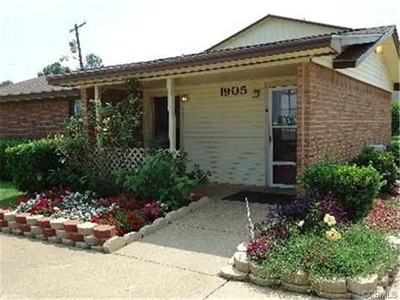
[0,196,213,253]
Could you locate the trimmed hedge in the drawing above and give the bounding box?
[5,139,61,193]
[300,162,383,221]
[0,138,29,181]
[352,148,399,194]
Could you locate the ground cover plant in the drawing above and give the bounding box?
[246,159,399,290]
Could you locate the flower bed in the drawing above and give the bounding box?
[219,195,400,298]
[0,187,211,253]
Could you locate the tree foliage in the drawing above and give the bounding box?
[0,80,13,87]
[85,53,103,69]
[38,62,71,76]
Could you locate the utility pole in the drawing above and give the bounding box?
[70,21,86,69]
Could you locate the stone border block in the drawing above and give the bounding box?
[151,217,169,230]
[23,232,35,238]
[1,227,11,233]
[103,236,126,253]
[35,234,46,241]
[26,215,43,226]
[91,245,104,252]
[68,232,84,242]
[0,209,10,220]
[50,218,68,230]
[63,220,79,232]
[19,224,31,232]
[76,242,90,249]
[123,231,141,244]
[233,251,250,273]
[219,265,248,281]
[47,236,62,244]
[84,235,99,246]
[281,281,311,294]
[249,274,280,287]
[56,229,68,239]
[15,213,30,224]
[0,220,8,228]
[12,229,22,235]
[42,227,56,237]
[7,221,19,230]
[77,222,97,236]
[93,225,116,239]
[347,275,378,296]
[4,212,16,222]
[37,217,52,229]
[30,226,42,235]
[61,238,75,247]
[236,242,247,252]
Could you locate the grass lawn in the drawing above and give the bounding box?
[0,181,24,208]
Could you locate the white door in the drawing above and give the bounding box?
[268,87,297,188]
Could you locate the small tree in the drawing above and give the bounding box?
[38,62,71,76]
[85,53,103,69]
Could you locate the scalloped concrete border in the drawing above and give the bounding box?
[219,239,400,299]
[0,196,213,254]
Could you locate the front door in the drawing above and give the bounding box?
[268,87,297,188]
[154,96,180,149]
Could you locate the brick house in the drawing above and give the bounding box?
[48,15,399,189]
[0,76,80,138]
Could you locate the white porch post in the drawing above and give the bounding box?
[94,85,102,148]
[167,77,176,151]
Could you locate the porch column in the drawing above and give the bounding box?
[167,77,176,151]
[94,85,102,147]
[81,87,89,136]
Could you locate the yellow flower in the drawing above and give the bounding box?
[323,214,337,226]
[326,228,341,242]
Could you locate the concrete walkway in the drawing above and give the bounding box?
[4,195,397,299]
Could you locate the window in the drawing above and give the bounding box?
[73,99,83,117]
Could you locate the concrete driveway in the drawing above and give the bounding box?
[1,200,318,299]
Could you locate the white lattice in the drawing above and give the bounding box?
[64,147,179,174]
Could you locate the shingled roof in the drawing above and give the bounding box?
[0,76,79,102]
[47,24,399,87]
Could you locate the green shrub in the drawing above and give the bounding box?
[352,148,399,194]
[5,139,61,193]
[388,137,400,166]
[300,162,383,221]
[392,101,399,136]
[119,151,199,210]
[51,136,123,197]
[0,138,29,180]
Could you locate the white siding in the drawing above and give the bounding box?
[214,17,340,50]
[312,51,393,92]
[181,81,266,185]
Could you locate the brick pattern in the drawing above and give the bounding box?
[296,62,392,176]
[0,97,73,138]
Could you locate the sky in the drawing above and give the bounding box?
[0,0,399,83]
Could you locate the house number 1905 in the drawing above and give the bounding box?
[220,85,247,96]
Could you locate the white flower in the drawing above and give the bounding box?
[298,220,305,227]
[323,214,337,226]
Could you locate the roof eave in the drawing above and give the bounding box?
[0,90,80,102]
[48,36,333,87]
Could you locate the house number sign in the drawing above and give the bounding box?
[220,85,247,97]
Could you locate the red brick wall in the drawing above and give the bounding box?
[0,98,72,139]
[296,62,392,175]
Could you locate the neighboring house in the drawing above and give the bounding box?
[0,76,80,138]
[48,14,400,189]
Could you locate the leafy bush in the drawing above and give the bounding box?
[352,148,399,194]
[5,139,61,193]
[392,101,399,136]
[119,151,199,211]
[52,135,123,197]
[388,136,399,166]
[0,138,29,180]
[300,162,383,221]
